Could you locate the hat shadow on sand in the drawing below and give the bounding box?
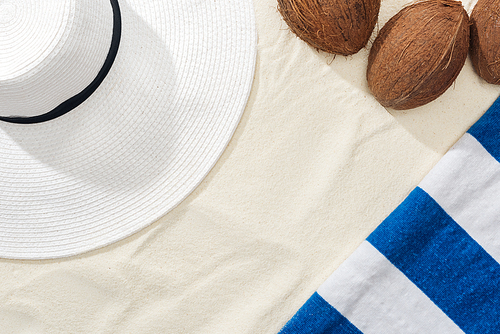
[0,2,178,193]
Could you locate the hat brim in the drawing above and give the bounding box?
[0,0,257,259]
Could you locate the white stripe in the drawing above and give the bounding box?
[317,241,463,334]
[419,133,500,263]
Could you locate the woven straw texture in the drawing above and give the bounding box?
[0,0,257,259]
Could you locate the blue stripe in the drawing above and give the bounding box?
[367,187,500,333]
[279,292,362,334]
[468,95,500,162]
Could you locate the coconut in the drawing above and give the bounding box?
[470,0,500,84]
[277,0,380,56]
[366,0,469,110]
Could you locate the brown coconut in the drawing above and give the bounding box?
[366,0,470,110]
[470,0,500,84]
[278,0,380,56]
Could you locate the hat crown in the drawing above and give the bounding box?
[0,0,114,118]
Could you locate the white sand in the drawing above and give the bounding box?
[0,0,498,332]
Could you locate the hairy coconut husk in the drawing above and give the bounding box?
[366,0,469,110]
[470,0,500,84]
[278,0,380,56]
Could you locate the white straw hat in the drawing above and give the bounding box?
[0,0,257,259]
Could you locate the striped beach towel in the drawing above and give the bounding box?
[279,96,500,334]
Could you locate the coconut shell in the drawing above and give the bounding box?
[278,0,380,56]
[367,0,470,110]
[470,0,500,84]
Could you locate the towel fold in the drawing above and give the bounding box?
[280,96,500,334]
